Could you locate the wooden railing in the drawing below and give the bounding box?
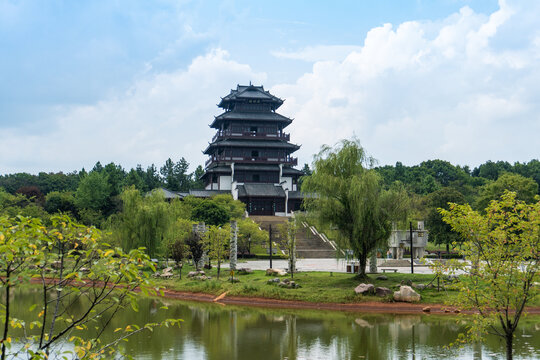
[212,131,290,142]
[205,155,297,167]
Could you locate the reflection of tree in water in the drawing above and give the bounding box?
[7,290,540,359]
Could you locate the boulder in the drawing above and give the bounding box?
[376,275,388,281]
[354,283,375,295]
[278,281,300,289]
[267,278,280,284]
[266,268,287,276]
[393,286,421,302]
[422,307,431,313]
[401,279,413,286]
[414,284,426,290]
[375,287,392,297]
[188,270,205,278]
[237,268,253,275]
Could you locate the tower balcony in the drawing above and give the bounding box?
[205,155,298,168]
[212,130,290,142]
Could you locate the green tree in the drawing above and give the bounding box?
[237,218,268,255]
[302,139,408,277]
[191,201,230,226]
[278,217,300,279]
[74,171,111,225]
[44,191,77,216]
[190,165,205,189]
[297,163,312,191]
[211,194,245,219]
[160,158,192,192]
[0,188,49,220]
[0,214,180,359]
[144,164,162,190]
[476,173,538,211]
[186,232,204,271]
[203,225,229,279]
[122,168,147,192]
[425,187,466,252]
[165,218,192,278]
[440,191,539,360]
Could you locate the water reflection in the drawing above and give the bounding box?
[4,290,540,360]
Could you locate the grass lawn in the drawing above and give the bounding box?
[154,264,467,305]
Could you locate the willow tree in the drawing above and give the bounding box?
[303,139,408,277]
[110,187,172,257]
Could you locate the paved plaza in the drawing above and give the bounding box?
[223,258,437,274]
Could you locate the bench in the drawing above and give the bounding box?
[381,268,398,273]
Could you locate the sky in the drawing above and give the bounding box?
[1,0,539,174]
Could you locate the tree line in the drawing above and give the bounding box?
[0,158,205,227]
[1,155,539,252]
[374,159,539,252]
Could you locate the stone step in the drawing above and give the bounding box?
[296,249,337,259]
[250,216,337,259]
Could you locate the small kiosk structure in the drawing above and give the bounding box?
[387,221,428,259]
[345,221,429,273]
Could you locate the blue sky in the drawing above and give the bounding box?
[1,0,538,174]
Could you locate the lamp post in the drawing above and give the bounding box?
[410,222,414,274]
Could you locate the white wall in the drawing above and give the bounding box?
[279,176,292,191]
[219,175,232,190]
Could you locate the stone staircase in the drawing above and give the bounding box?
[295,223,337,258]
[249,216,337,258]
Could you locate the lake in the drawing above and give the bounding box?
[5,289,540,359]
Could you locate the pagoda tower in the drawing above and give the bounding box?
[201,84,303,216]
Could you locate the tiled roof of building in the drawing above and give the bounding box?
[201,165,303,179]
[152,188,184,199]
[287,191,304,200]
[204,139,300,154]
[202,166,232,174]
[188,190,231,198]
[210,111,292,128]
[237,184,286,198]
[219,85,283,108]
[282,167,304,175]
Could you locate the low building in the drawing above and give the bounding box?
[387,221,429,259]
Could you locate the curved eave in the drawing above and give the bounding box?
[203,140,300,154]
[218,85,284,109]
[210,111,293,128]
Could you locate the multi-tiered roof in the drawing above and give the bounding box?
[201,84,303,215]
[203,85,301,179]
[204,85,298,166]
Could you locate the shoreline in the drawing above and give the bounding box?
[24,276,540,316]
[157,288,540,315]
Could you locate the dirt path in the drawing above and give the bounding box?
[158,288,540,315]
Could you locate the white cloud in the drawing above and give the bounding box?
[273,0,540,167]
[2,0,540,174]
[271,45,363,62]
[0,49,266,173]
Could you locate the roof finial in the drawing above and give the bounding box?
[249,80,252,86]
